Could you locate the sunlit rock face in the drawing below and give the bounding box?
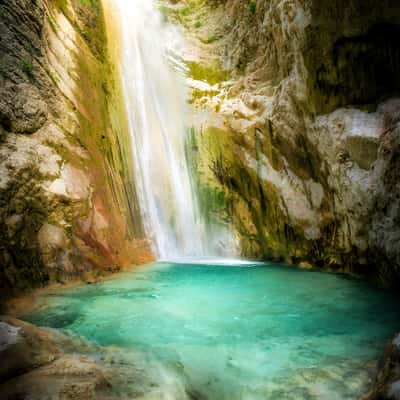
[0,0,153,296]
[165,0,400,286]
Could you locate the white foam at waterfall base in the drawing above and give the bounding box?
[115,0,235,259]
[160,257,266,267]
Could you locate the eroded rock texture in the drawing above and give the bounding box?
[165,0,400,287]
[0,315,189,400]
[0,0,152,297]
[0,316,112,399]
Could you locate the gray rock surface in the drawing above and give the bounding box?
[168,0,400,286]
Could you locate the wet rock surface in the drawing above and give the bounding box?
[0,315,194,400]
[165,0,400,287]
[361,333,400,400]
[0,0,153,298]
[0,316,112,400]
[0,83,48,134]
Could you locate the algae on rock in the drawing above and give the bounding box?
[0,0,152,297]
[171,0,400,287]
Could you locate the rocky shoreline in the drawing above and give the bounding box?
[0,313,399,400]
[0,316,114,399]
[1,262,399,400]
[0,312,183,400]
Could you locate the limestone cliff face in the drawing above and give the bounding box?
[0,0,152,296]
[166,0,400,286]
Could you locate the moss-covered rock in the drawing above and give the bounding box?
[176,0,400,287]
[0,0,152,298]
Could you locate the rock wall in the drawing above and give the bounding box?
[165,0,400,286]
[0,0,152,298]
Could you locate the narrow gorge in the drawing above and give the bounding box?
[0,0,399,399]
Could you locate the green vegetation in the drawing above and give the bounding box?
[52,0,105,60]
[200,34,219,44]
[159,5,168,15]
[185,127,229,227]
[158,4,170,21]
[54,0,98,12]
[80,0,99,9]
[53,0,68,13]
[186,61,228,85]
[48,69,61,85]
[47,14,60,32]
[194,20,202,29]
[179,5,192,16]
[249,1,256,15]
[21,58,33,78]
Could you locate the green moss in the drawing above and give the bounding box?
[79,0,98,7]
[159,5,169,15]
[54,0,105,60]
[48,69,61,85]
[186,61,228,85]
[163,0,208,28]
[53,0,68,13]
[47,14,60,32]
[189,88,220,105]
[21,58,33,78]
[248,1,256,15]
[187,123,299,261]
[179,5,192,16]
[200,34,220,44]
[0,167,51,291]
[186,127,231,228]
[158,4,171,21]
[68,0,145,239]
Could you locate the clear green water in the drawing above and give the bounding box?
[24,261,400,400]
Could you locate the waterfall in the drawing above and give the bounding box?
[115,0,208,259]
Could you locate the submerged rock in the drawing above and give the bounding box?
[0,316,111,400]
[361,333,400,400]
[0,315,196,400]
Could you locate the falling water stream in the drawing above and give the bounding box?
[116,0,210,259]
[21,2,400,400]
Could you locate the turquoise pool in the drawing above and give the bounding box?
[24,261,400,399]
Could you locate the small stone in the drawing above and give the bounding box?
[299,262,313,270]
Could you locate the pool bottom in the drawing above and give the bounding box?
[23,261,400,400]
